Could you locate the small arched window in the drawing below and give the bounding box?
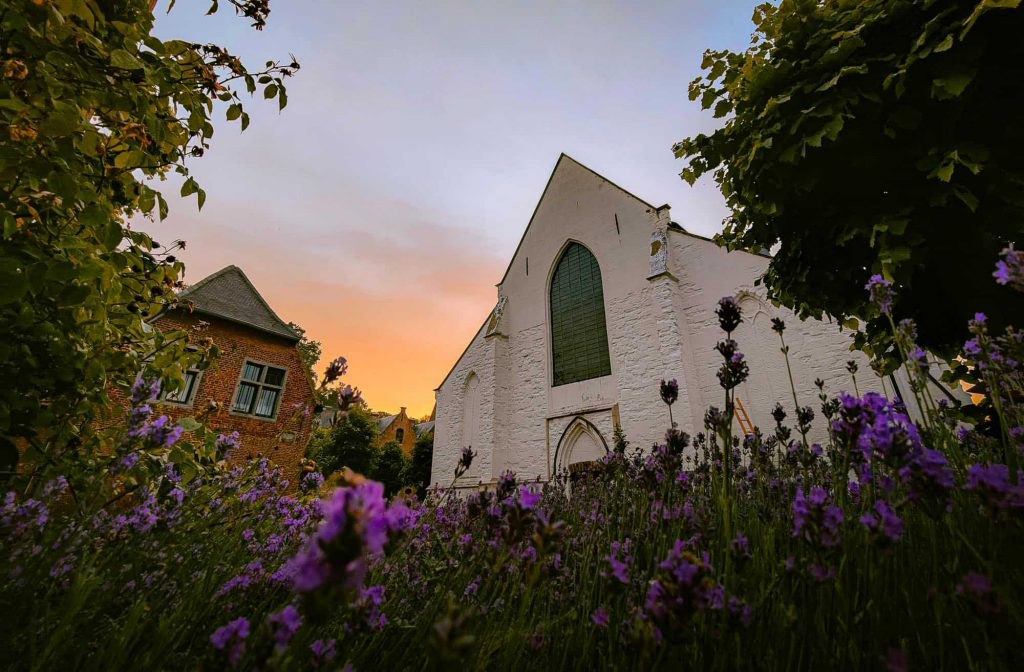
[395,428,405,444]
[550,242,611,386]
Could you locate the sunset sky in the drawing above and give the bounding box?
[148,1,756,418]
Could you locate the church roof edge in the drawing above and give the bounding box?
[496,153,664,287]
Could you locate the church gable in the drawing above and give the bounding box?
[497,154,663,288]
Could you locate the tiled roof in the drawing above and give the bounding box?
[178,266,300,342]
[377,414,398,432]
[415,421,434,436]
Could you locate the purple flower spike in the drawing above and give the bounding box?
[865,274,894,314]
[994,245,1024,290]
[517,485,541,511]
[210,617,250,666]
[323,357,348,384]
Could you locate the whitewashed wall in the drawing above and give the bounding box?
[433,155,896,489]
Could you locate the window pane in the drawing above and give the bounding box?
[166,371,197,404]
[254,388,279,417]
[233,382,258,413]
[550,243,611,386]
[241,362,263,382]
[264,367,285,387]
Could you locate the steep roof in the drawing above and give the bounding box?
[436,154,665,391]
[497,153,667,286]
[415,421,435,436]
[177,265,300,342]
[377,414,398,432]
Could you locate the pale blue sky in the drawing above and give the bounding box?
[149,0,758,414]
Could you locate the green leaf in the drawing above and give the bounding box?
[933,34,954,53]
[932,70,974,99]
[953,184,979,212]
[226,103,242,121]
[110,48,144,70]
[177,417,202,432]
[263,83,279,100]
[157,193,169,221]
[180,177,198,198]
[0,266,28,304]
[40,101,81,136]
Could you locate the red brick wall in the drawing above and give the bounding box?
[122,311,315,485]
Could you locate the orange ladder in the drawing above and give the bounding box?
[734,397,755,438]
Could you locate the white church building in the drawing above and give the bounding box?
[430,154,883,491]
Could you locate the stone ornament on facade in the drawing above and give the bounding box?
[647,228,671,280]
[485,295,508,338]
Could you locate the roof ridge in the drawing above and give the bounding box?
[496,154,665,286]
[179,265,300,341]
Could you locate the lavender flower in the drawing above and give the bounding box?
[287,480,411,594]
[956,571,1003,614]
[859,499,903,542]
[310,639,337,668]
[660,379,679,406]
[791,487,844,548]
[715,296,742,333]
[908,346,928,370]
[215,431,241,458]
[602,540,633,585]
[965,464,1024,510]
[516,485,541,511]
[300,470,324,494]
[994,245,1024,290]
[866,274,894,314]
[323,356,348,383]
[456,447,476,477]
[590,606,610,627]
[268,605,302,648]
[210,617,249,666]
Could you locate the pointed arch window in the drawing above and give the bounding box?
[550,242,611,386]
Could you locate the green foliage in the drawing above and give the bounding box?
[372,441,408,498]
[311,405,378,476]
[675,0,1024,363]
[287,321,322,389]
[0,460,316,671]
[403,430,434,497]
[0,0,297,484]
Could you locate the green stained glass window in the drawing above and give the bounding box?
[550,242,611,386]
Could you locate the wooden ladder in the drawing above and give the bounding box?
[734,397,755,438]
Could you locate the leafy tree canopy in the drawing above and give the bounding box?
[403,430,434,497]
[372,440,407,498]
[287,321,322,386]
[0,0,296,482]
[676,0,1024,365]
[311,405,379,477]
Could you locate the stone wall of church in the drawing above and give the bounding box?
[433,156,935,493]
[431,322,492,489]
[668,232,885,444]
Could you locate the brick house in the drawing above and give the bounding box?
[375,407,417,457]
[152,265,315,483]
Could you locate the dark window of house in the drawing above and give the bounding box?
[164,369,199,405]
[232,361,286,418]
[395,428,405,444]
[550,242,611,386]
